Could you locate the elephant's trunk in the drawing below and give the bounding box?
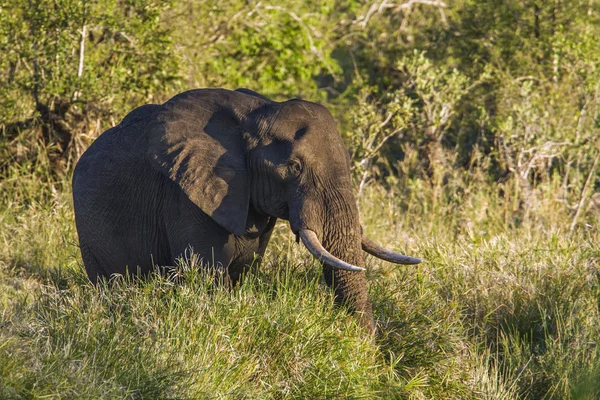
[288,169,375,333]
[309,195,375,334]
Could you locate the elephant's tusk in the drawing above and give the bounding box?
[299,230,366,272]
[361,235,422,265]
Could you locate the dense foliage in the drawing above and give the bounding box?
[0,0,177,171]
[1,0,599,398]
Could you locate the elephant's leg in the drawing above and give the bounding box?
[167,231,233,270]
[227,217,277,284]
[256,217,277,260]
[80,244,106,284]
[164,198,235,272]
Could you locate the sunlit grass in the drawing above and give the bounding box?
[1,169,599,399]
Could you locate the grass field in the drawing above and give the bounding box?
[1,168,598,399]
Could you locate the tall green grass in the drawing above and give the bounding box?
[1,165,598,399]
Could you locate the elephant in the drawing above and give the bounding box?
[72,88,421,333]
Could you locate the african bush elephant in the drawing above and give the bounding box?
[72,88,421,333]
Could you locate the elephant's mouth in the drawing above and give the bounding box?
[297,228,421,271]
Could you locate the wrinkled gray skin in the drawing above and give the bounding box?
[73,88,374,332]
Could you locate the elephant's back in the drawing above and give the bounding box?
[72,104,170,272]
[73,104,162,197]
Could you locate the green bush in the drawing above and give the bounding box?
[0,0,179,172]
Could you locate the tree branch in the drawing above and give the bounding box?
[357,0,449,29]
[78,25,86,78]
[569,150,600,237]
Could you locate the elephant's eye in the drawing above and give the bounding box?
[288,160,303,177]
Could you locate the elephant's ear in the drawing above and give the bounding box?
[146,90,261,236]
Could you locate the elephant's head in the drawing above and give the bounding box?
[147,88,421,333]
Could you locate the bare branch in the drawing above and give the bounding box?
[357,0,448,29]
[569,151,600,237]
[392,0,448,10]
[359,3,379,29]
[78,25,86,78]
[377,112,394,130]
[358,168,370,198]
[368,128,404,158]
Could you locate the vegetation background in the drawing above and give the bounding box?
[1,0,599,398]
